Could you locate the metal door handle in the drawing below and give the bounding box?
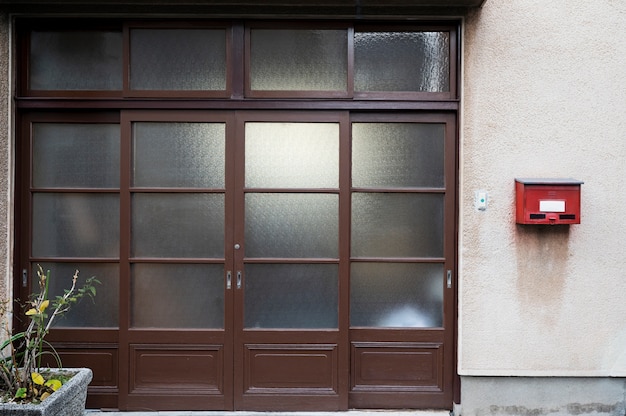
[226,271,232,290]
[236,271,242,289]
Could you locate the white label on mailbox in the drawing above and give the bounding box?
[539,200,566,212]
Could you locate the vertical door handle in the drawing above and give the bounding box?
[236,271,242,289]
[226,271,232,290]
[447,270,452,289]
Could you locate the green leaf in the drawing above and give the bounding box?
[15,387,27,398]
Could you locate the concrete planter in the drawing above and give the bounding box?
[0,368,92,416]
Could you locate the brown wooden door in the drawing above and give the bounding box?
[19,109,456,411]
[119,110,236,411]
[232,111,350,410]
[230,111,456,410]
[347,113,457,409]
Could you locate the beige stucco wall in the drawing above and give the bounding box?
[461,0,626,376]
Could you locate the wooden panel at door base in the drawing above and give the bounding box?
[244,343,338,393]
[349,341,449,409]
[130,344,224,393]
[48,343,119,410]
[239,343,344,411]
[126,343,231,411]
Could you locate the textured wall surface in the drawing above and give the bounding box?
[461,0,626,376]
[460,377,626,416]
[0,10,10,335]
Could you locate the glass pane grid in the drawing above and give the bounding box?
[133,122,226,188]
[245,193,338,258]
[33,123,120,189]
[352,122,445,189]
[30,31,123,91]
[130,28,227,91]
[132,193,225,258]
[350,262,443,328]
[131,263,224,329]
[351,193,444,258]
[32,193,120,258]
[38,262,119,328]
[250,29,348,92]
[26,26,453,97]
[354,31,450,93]
[244,264,338,329]
[245,122,339,189]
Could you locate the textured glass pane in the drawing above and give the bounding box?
[32,193,119,258]
[352,123,445,188]
[37,262,119,328]
[351,263,443,328]
[352,193,443,258]
[30,31,122,90]
[130,29,226,90]
[132,193,224,258]
[33,123,120,188]
[246,122,338,188]
[355,32,449,92]
[250,29,347,91]
[132,263,224,328]
[246,194,338,258]
[245,264,338,328]
[133,122,225,188]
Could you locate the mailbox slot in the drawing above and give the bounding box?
[515,178,583,225]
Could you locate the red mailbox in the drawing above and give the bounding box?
[515,178,583,225]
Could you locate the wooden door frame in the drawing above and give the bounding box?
[14,17,461,411]
[232,111,351,410]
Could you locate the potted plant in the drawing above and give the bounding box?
[0,264,99,416]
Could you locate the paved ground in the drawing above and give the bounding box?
[84,411,450,416]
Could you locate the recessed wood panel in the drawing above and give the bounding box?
[130,344,223,394]
[45,344,118,388]
[351,342,443,391]
[244,344,338,393]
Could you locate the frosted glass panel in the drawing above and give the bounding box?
[355,32,450,92]
[32,193,119,258]
[352,193,443,258]
[30,31,122,90]
[131,263,224,328]
[245,194,338,258]
[132,193,224,258]
[245,122,339,188]
[350,263,443,328]
[133,122,225,188]
[38,262,119,328]
[33,123,120,188]
[244,264,338,328]
[250,29,347,91]
[130,29,226,91]
[352,123,445,188]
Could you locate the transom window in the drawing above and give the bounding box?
[21,21,456,99]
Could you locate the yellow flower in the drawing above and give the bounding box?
[39,300,49,312]
[25,308,37,316]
